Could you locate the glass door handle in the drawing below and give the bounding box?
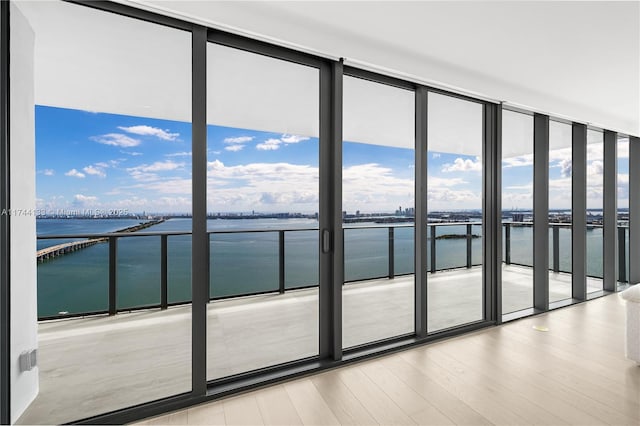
[322,229,332,253]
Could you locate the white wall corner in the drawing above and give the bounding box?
[9,2,39,424]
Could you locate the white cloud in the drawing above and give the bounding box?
[432,153,441,159]
[224,136,254,144]
[207,159,224,171]
[428,176,468,187]
[549,177,571,192]
[118,125,179,141]
[343,164,414,212]
[549,147,571,163]
[225,144,245,152]
[204,159,483,212]
[128,172,157,182]
[83,165,106,178]
[127,160,185,182]
[618,139,629,159]
[136,178,192,195]
[587,159,603,177]
[255,135,311,151]
[559,159,572,178]
[618,173,629,201]
[428,188,480,204]
[280,134,309,144]
[49,195,187,215]
[256,139,282,151]
[587,142,603,160]
[587,186,603,200]
[91,133,141,147]
[120,150,143,156]
[109,196,191,213]
[65,169,85,179]
[206,160,319,211]
[505,182,533,191]
[130,160,184,173]
[73,194,98,206]
[503,191,533,207]
[107,196,149,209]
[166,151,192,157]
[38,169,55,176]
[502,154,533,168]
[441,157,482,173]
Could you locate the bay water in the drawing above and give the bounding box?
[36,218,615,318]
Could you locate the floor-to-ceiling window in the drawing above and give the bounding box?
[587,129,604,292]
[342,75,415,348]
[617,135,630,289]
[206,42,320,379]
[19,1,193,424]
[426,92,484,332]
[501,110,534,314]
[548,120,573,302]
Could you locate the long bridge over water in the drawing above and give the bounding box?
[36,220,165,263]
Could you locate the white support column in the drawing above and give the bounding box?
[9,2,39,423]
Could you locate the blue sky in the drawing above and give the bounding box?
[501,132,630,212]
[36,106,193,214]
[36,106,628,215]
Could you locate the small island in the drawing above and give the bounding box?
[436,234,481,240]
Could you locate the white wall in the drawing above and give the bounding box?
[9,2,38,423]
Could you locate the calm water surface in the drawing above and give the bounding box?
[36,218,614,318]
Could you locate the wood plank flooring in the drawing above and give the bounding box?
[136,294,640,426]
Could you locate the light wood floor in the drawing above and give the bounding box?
[137,294,640,426]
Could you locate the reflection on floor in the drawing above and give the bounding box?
[17,265,610,425]
[502,264,605,313]
[136,294,639,426]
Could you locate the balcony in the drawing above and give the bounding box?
[18,222,626,424]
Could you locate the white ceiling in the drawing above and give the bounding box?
[16,0,193,123]
[126,0,640,137]
[14,0,640,140]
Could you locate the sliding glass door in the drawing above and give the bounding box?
[501,110,534,314]
[427,92,484,332]
[341,75,415,348]
[206,42,320,379]
[587,129,604,292]
[548,120,572,302]
[21,1,193,423]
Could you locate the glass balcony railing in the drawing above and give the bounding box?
[502,222,627,281]
[36,222,629,320]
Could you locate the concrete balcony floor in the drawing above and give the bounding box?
[18,265,607,425]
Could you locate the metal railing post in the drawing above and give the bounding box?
[108,236,117,316]
[619,226,627,283]
[388,227,395,279]
[505,223,511,265]
[552,225,560,273]
[207,233,211,301]
[430,225,436,273]
[466,224,472,268]
[279,230,285,294]
[161,234,168,310]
